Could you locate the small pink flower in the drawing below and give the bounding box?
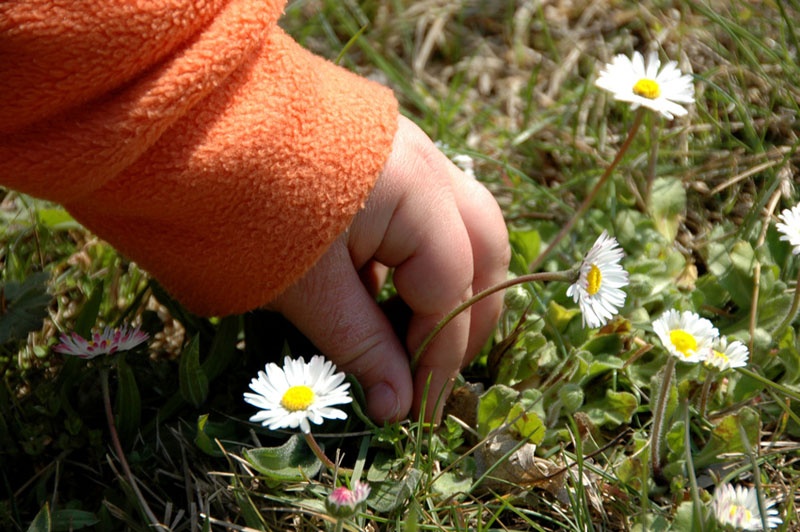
[54,326,149,359]
[326,480,370,518]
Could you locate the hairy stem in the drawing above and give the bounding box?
[644,112,659,205]
[412,270,575,369]
[650,356,676,478]
[530,108,645,272]
[697,368,716,419]
[304,431,350,474]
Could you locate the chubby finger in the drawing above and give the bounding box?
[271,239,413,423]
[358,260,389,298]
[369,122,476,422]
[397,237,473,422]
[446,161,511,363]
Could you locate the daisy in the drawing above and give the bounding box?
[711,483,782,530]
[652,309,718,363]
[776,202,800,255]
[595,50,695,119]
[244,355,352,433]
[326,480,371,518]
[706,337,749,372]
[53,325,149,359]
[566,231,629,328]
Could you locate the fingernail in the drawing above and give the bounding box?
[367,382,400,422]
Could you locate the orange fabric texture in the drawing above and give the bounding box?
[0,0,399,316]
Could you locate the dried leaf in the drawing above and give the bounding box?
[443,382,483,429]
[474,432,565,497]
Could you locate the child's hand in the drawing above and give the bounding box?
[270,116,510,422]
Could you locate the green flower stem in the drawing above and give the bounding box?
[644,112,659,206]
[411,270,576,370]
[100,368,164,529]
[650,356,676,478]
[682,399,704,531]
[772,267,800,340]
[530,108,645,272]
[697,367,717,419]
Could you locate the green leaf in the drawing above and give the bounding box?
[179,335,209,408]
[706,239,755,310]
[547,300,581,332]
[367,452,405,482]
[195,414,224,457]
[477,385,518,437]
[557,383,585,414]
[519,388,547,418]
[233,487,267,530]
[202,315,240,381]
[36,208,81,231]
[0,271,51,344]
[694,407,760,468]
[695,272,732,310]
[752,288,792,331]
[114,358,141,446]
[776,327,800,384]
[26,503,51,532]
[244,434,322,482]
[368,468,422,513]
[648,177,686,242]
[665,420,686,456]
[615,433,649,485]
[431,470,472,499]
[661,459,687,486]
[51,509,99,531]
[583,355,625,383]
[476,385,546,443]
[507,402,545,444]
[509,229,541,274]
[581,389,638,427]
[670,501,701,532]
[73,282,103,339]
[631,513,670,532]
[581,334,624,357]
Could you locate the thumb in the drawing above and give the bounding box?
[269,239,413,423]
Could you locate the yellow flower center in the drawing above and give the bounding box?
[281,385,315,411]
[586,264,602,296]
[712,349,728,363]
[670,329,697,358]
[632,78,661,99]
[728,504,751,523]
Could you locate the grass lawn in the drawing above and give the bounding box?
[2,0,800,530]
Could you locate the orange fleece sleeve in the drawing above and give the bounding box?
[0,0,399,316]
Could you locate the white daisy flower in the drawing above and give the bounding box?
[53,325,149,359]
[706,337,749,372]
[712,483,782,530]
[244,355,352,433]
[776,202,800,255]
[566,231,629,328]
[652,309,718,363]
[595,50,695,119]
